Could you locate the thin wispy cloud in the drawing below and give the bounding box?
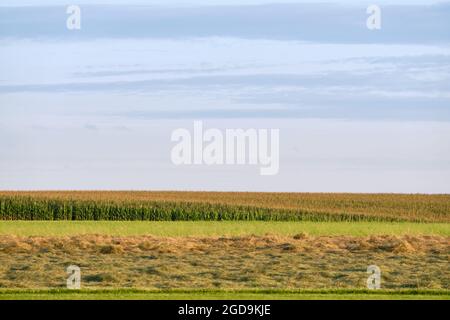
[1,4,449,43]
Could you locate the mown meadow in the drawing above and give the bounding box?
[0,191,448,300]
[0,234,448,291]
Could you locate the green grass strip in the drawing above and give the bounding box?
[1,221,449,237]
[1,288,448,300]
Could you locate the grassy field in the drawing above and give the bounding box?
[0,192,448,300]
[1,289,448,300]
[0,221,449,237]
[1,191,449,222]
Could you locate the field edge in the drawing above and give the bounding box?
[1,288,449,300]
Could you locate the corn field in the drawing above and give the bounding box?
[0,192,448,222]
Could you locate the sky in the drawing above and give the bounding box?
[0,0,444,6]
[2,0,445,7]
[0,1,449,192]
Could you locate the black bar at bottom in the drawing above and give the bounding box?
[0,300,444,319]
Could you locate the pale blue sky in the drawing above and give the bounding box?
[1,0,444,6]
[0,2,449,191]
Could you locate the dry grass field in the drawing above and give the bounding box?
[0,234,448,290]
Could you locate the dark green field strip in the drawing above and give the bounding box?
[0,288,448,300]
[1,194,449,222]
[2,288,448,294]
